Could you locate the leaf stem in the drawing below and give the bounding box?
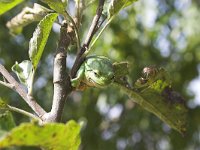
[86,17,114,55]
[7,105,41,121]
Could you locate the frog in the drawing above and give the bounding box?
[71,56,115,90]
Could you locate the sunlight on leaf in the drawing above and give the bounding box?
[12,60,33,87]
[0,99,8,110]
[0,120,81,150]
[29,13,58,69]
[6,3,52,35]
[107,0,138,19]
[0,0,23,15]
[114,67,188,135]
[41,0,67,14]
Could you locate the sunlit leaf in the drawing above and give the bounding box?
[0,0,23,15]
[12,60,33,88]
[29,13,58,69]
[0,99,8,110]
[0,120,81,150]
[41,0,67,14]
[114,67,188,134]
[6,3,52,35]
[107,0,138,19]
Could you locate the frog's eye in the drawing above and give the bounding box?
[93,71,100,77]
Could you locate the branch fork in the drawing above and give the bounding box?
[0,0,106,123]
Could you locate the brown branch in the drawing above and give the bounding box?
[0,64,46,117]
[42,22,72,122]
[71,0,105,78]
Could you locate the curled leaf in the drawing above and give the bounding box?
[114,67,188,134]
[12,60,34,90]
[6,3,52,35]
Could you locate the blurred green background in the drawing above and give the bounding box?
[0,0,200,149]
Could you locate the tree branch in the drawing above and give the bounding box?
[71,0,105,78]
[42,22,72,122]
[0,64,46,118]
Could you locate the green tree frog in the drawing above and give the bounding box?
[71,56,115,90]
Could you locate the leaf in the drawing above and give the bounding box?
[29,13,58,69]
[12,60,33,87]
[41,0,67,14]
[0,0,23,15]
[0,99,8,110]
[113,62,129,78]
[114,67,188,135]
[6,3,52,35]
[0,120,81,150]
[0,111,16,137]
[107,0,138,19]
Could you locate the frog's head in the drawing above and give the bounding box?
[85,56,115,87]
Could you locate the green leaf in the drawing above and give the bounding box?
[0,0,23,15]
[0,111,16,137]
[114,67,187,135]
[41,0,67,14]
[12,60,33,87]
[0,99,8,110]
[29,13,58,69]
[107,0,138,19]
[0,120,81,150]
[113,62,129,78]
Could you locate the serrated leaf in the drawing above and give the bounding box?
[41,0,67,14]
[107,0,138,19]
[0,111,16,137]
[114,67,188,134]
[29,13,58,69]
[0,120,81,150]
[12,60,34,89]
[0,0,23,15]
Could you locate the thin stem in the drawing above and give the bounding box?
[87,17,113,55]
[0,64,46,117]
[84,0,105,47]
[8,105,41,121]
[64,11,81,51]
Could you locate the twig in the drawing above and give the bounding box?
[7,105,41,121]
[71,0,105,78]
[89,17,113,52]
[0,64,46,118]
[84,0,105,47]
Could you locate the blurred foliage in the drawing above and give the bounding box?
[0,0,200,150]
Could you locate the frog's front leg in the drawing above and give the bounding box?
[71,65,85,88]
